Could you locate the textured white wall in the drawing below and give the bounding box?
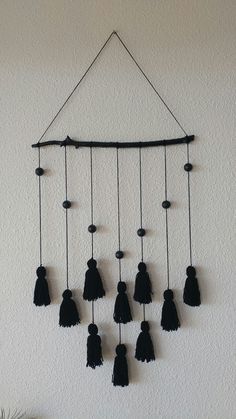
[1,1,235,418]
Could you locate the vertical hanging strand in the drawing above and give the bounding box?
[161,145,180,331]
[183,144,201,306]
[134,148,155,363]
[112,148,131,387]
[33,148,51,307]
[59,146,80,327]
[84,147,104,368]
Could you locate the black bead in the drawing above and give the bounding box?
[63,200,71,209]
[137,228,145,237]
[184,163,193,172]
[115,250,124,259]
[162,200,171,209]
[35,167,44,176]
[88,224,96,233]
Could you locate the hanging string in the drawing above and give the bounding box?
[186,144,193,266]
[90,147,94,259]
[64,146,69,289]
[35,31,188,146]
[164,145,170,289]
[139,148,146,322]
[139,147,144,263]
[38,148,42,266]
[90,146,95,324]
[116,148,122,345]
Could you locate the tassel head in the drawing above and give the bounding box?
[183,266,201,306]
[59,289,80,327]
[33,265,51,307]
[112,344,129,387]
[161,289,180,331]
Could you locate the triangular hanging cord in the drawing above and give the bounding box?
[35,31,188,145]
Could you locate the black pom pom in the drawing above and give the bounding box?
[184,163,193,172]
[135,321,155,363]
[112,344,129,387]
[33,266,51,306]
[83,258,105,301]
[162,200,171,209]
[63,200,71,209]
[133,262,152,304]
[86,323,103,369]
[137,228,145,237]
[113,281,132,324]
[161,289,180,331]
[88,224,96,233]
[35,167,44,176]
[115,250,124,259]
[59,289,80,327]
[183,266,201,306]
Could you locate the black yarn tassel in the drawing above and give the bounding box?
[83,258,105,301]
[86,323,103,369]
[183,266,201,307]
[33,266,51,307]
[161,289,180,331]
[135,321,155,363]
[113,281,132,324]
[133,262,152,304]
[59,289,80,327]
[112,344,129,387]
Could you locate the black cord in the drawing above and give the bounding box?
[139,147,144,262]
[114,32,188,137]
[164,145,170,289]
[35,31,188,145]
[90,146,95,325]
[138,147,146,322]
[116,148,122,282]
[116,148,122,344]
[187,143,193,266]
[64,146,69,289]
[38,148,42,266]
[90,147,94,259]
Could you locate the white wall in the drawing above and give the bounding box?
[1,1,235,418]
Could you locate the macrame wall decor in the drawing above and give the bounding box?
[32,31,200,386]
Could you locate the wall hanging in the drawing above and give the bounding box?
[32,31,201,387]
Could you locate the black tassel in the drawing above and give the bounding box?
[112,344,129,387]
[135,321,155,363]
[83,258,105,301]
[133,262,152,304]
[86,323,103,369]
[33,266,51,307]
[161,289,180,331]
[183,266,201,306]
[59,289,80,327]
[113,281,132,324]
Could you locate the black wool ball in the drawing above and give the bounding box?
[137,228,145,237]
[184,163,193,172]
[115,250,124,259]
[62,200,71,209]
[35,167,44,176]
[88,224,96,233]
[162,200,171,209]
[141,320,150,332]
